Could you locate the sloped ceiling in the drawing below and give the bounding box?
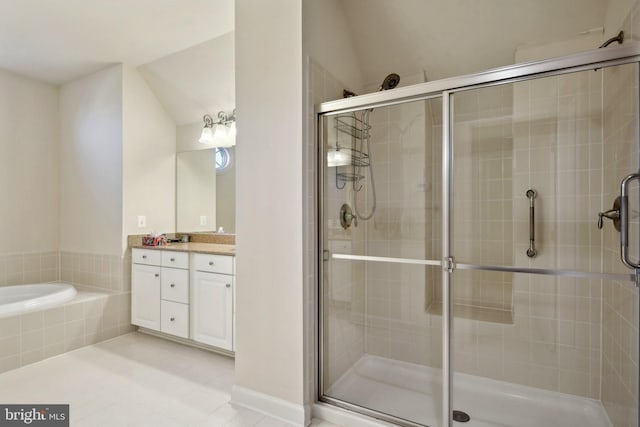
[340,0,609,85]
[0,0,233,84]
[139,33,235,126]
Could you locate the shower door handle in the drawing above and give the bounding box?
[620,173,640,269]
[526,189,537,258]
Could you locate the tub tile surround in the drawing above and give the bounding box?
[0,252,59,287]
[0,292,133,374]
[60,251,131,292]
[0,250,134,374]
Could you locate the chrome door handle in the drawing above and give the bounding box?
[620,173,640,269]
[526,189,537,257]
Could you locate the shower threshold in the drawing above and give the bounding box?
[325,355,611,427]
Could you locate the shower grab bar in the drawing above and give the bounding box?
[620,173,640,270]
[526,189,537,258]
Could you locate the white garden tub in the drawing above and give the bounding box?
[0,282,77,319]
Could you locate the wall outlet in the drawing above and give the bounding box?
[137,215,146,228]
[200,216,207,226]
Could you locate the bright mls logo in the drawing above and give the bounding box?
[0,405,68,426]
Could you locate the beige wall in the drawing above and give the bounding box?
[302,0,364,94]
[176,122,205,153]
[233,0,305,413]
[0,69,59,254]
[59,65,123,256]
[122,65,176,246]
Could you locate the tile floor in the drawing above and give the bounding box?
[0,332,339,427]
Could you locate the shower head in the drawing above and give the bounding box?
[379,73,400,91]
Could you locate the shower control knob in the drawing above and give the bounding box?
[598,196,621,232]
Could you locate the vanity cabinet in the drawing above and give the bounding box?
[191,254,234,351]
[131,248,189,338]
[131,263,161,330]
[131,248,235,352]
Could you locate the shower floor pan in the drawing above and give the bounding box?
[325,355,611,427]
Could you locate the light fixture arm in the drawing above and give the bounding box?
[202,114,215,128]
[216,109,236,126]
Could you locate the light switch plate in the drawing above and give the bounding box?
[137,215,146,228]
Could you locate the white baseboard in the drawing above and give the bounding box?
[231,385,311,426]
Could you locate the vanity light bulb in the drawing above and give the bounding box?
[213,124,228,140]
[199,127,213,144]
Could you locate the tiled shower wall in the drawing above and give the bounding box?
[599,5,640,426]
[601,61,640,426]
[449,85,515,311]
[361,96,441,365]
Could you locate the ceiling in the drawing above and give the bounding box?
[341,0,609,85]
[0,0,234,84]
[0,0,613,125]
[139,33,235,125]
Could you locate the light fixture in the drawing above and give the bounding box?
[199,109,236,147]
[327,146,351,167]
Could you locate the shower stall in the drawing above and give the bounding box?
[317,45,640,427]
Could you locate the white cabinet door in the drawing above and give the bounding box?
[191,271,233,350]
[131,264,161,331]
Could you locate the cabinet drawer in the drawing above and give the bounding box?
[132,248,161,266]
[161,267,189,304]
[193,253,233,274]
[161,300,189,338]
[161,251,188,269]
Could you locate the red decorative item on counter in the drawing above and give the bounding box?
[142,234,167,246]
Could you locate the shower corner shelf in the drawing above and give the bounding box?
[335,114,371,140]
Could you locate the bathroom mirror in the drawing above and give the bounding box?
[176,147,236,234]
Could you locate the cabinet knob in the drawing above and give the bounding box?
[170,258,175,262]
[170,283,175,288]
[209,261,214,266]
[226,283,231,288]
[170,317,175,322]
[154,273,159,277]
[142,255,147,259]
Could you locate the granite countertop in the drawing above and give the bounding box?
[130,242,235,256]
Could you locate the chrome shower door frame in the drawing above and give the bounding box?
[317,43,640,427]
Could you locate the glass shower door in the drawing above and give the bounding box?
[319,97,444,426]
[449,63,640,427]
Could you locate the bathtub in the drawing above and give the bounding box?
[0,282,77,319]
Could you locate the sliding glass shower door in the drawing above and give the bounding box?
[448,64,639,427]
[318,46,640,427]
[319,97,444,426]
